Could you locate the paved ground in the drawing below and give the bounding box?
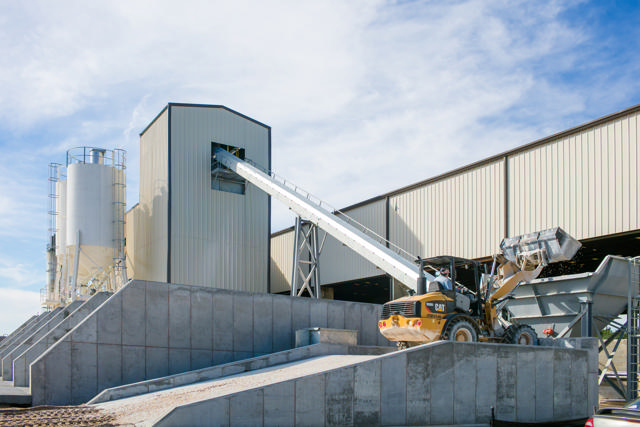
[0,380,31,406]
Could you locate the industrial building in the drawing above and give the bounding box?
[125,104,271,293]
[271,103,640,303]
[1,102,638,425]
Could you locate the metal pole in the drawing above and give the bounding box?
[291,216,302,296]
[313,225,321,298]
[580,299,593,337]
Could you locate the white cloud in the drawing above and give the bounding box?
[0,0,638,300]
[0,288,41,336]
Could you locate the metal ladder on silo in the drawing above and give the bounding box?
[111,149,127,291]
[628,257,640,399]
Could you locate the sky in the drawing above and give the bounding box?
[1,0,639,334]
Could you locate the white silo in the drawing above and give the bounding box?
[59,147,126,301]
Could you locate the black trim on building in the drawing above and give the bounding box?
[267,127,272,293]
[167,105,172,283]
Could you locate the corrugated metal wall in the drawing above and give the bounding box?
[270,106,640,291]
[320,199,387,284]
[389,160,505,260]
[169,105,269,292]
[136,108,169,282]
[270,231,294,294]
[508,110,640,240]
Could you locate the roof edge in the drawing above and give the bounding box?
[140,103,271,137]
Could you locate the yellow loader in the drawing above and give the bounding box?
[378,228,581,348]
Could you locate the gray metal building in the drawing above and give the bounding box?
[126,103,271,293]
[271,104,640,302]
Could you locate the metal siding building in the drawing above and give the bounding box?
[270,104,640,293]
[127,103,271,293]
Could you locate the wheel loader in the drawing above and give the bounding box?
[378,227,581,348]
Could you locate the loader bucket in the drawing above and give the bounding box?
[500,227,581,265]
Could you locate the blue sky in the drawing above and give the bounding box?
[1,0,639,333]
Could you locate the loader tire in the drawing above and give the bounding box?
[443,317,478,342]
[505,325,538,345]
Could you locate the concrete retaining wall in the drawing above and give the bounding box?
[155,339,598,426]
[31,280,390,405]
[0,315,38,352]
[0,308,62,372]
[13,292,112,387]
[2,300,84,381]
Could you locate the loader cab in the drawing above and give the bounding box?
[422,255,485,316]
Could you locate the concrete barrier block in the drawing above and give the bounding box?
[71,341,97,404]
[407,347,429,424]
[454,343,478,424]
[213,292,234,351]
[12,355,27,387]
[190,289,213,350]
[534,349,554,422]
[272,296,292,352]
[353,359,381,426]
[380,352,407,426]
[233,294,254,353]
[146,347,169,380]
[146,283,169,347]
[169,286,191,349]
[123,345,146,385]
[213,350,234,366]
[475,343,498,423]
[30,358,45,406]
[310,300,328,327]
[230,389,263,426]
[360,306,378,346]
[169,348,190,375]
[295,374,325,427]
[344,303,362,341]
[327,301,345,330]
[98,344,122,395]
[191,349,212,371]
[122,281,146,346]
[264,381,294,426]
[44,340,71,405]
[516,347,536,422]
[253,293,273,354]
[571,350,589,418]
[157,399,225,427]
[233,351,253,362]
[221,363,244,377]
[292,299,311,333]
[429,343,454,425]
[97,292,122,345]
[496,347,517,420]
[326,368,354,426]
[553,349,572,419]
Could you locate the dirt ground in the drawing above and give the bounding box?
[0,405,116,427]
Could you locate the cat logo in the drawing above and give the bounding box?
[434,303,445,312]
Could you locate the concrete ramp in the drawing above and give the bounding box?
[507,256,636,336]
[86,339,597,426]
